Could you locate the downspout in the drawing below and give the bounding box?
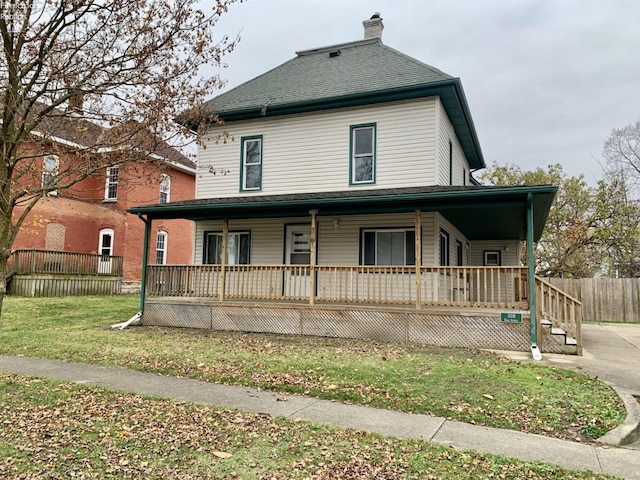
[112,213,150,330]
[527,193,541,360]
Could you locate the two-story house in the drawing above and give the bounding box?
[11,110,196,290]
[130,15,581,355]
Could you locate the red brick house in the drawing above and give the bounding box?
[11,114,196,287]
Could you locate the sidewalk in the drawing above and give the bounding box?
[1,355,639,479]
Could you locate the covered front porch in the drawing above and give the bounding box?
[129,185,582,355]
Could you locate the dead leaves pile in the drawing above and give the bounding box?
[0,374,610,479]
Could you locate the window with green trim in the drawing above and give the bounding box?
[361,228,415,265]
[351,124,375,184]
[204,231,251,265]
[439,229,450,266]
[241,136,262,191]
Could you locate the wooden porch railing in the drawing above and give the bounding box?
[10,249,123,277]
[146,264,529,309]
[535,275,582,354]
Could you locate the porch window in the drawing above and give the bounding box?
[204,231,251,264]
[456,240,463,266]
[484,250,501,266]
[155,231,168,264]
[241,136,262,191]
[439,229,450,266]
[350,124,376,184]
[361,229,415,265]
[105,165,119,200]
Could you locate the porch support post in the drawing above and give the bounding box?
[415,209,422,309]
[219,218,228,303]
[309,209,317,306]
[138,214,151,313]
[527,193,539,355]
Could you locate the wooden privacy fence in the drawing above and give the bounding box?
[547,277,640,323]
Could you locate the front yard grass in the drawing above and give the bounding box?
[0,374,620,479]
[0,295,626,443]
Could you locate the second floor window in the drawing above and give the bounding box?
[159,174,171,203]
[241,136,262,191]
[155,231,168,264]
[42,155,59,195]
[351,124,376,184]
[105,165,119,200]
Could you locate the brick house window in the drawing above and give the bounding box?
[42,155,59,195]
[159,174,171,203]
[155,231,168,264]
[105,166,119,201]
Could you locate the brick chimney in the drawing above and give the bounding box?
[363,12,383,39]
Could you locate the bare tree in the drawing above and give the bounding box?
[0,0,240,313]
[603,119,640,194]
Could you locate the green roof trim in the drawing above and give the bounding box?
[129,185,557,242]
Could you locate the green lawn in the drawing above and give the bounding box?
[0,374,620,479]
[0,295,625,444]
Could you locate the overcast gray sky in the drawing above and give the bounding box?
[206,0,640,182]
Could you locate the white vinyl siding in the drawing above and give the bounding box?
[435,214,471,267]
[197,98,438,198]
[469,240,521,266]
[437,98,470,186]
[194,212,437,266]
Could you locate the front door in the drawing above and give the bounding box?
[284,224,311,297]
[98,228,114,274]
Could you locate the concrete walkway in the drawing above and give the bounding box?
[1,350,639,479]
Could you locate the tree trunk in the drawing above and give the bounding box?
[0,251,9,326]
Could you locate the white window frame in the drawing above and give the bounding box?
[42,154,59,195]
[159,174,171,203]
[105,165,119,201]
[99,228,114,257]
[351,124,376,184]
[155,231,168,264]
[241,137,263,191]
[484,250,502,266]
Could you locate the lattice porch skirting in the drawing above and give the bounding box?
[141,300,574,354]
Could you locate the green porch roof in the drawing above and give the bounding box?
[129,185,557,242]
[191,39,485,170]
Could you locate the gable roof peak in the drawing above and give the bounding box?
[295,38,380,57]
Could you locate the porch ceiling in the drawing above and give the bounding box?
[129,185,557,241]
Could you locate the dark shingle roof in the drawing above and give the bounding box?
[199,38,485,169]
[33,103,195,172]
[205,39,453,114]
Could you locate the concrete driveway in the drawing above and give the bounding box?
[542,323,640,394]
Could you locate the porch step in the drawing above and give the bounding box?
[541,318,578,348]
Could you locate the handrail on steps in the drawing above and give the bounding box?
[535,275,583,355]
